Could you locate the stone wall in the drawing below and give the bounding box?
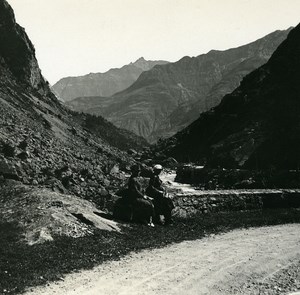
[172,189,300,218]
[175,165,300,189]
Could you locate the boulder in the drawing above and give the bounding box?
[17,151,30,160]
[127,149,137,156]
[0,159,19,180]
[2,142,15,157]
[162,157,178,169]
[18,140,28,150]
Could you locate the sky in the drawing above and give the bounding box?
[6,0,300,85]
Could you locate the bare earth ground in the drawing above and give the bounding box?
[25,224,300,295]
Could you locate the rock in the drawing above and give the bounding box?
[18,140,28,150]
[27,228,54,245]
[162,157,178,169]
[22,177,30,184]
[0,159,19,180]
[33,133,42,140]
[99,188,109,197]
[41,166,54,177]
[61,175,73,188]
[110,164,119,174]
[70,127,77,135]
[103,179,110,187]
[127,149,137,156]
[17,151,30,160]
[49,200,64,208]
[43,118,52,129]
[2,142,15,157]
[96,147,103,153]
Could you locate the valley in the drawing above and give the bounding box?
[65,29,291,143]
[1,0,300,294]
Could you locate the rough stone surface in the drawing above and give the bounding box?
[175,165,300,189]
[162,172,300,218]
[0,0,146,232]
[0,184,121,245]
[171,189,300,218]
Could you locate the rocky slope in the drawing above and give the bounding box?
[67,29,291,143]
[153,23,300,170]
[52,57,169,102]
[0,0,147,242]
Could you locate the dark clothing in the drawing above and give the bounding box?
[146,174,164,199]
[146,174,174,224]
[127,176,145,202]
[113,197,133,222]
[126,176,154,224]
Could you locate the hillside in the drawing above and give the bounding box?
[153,23,300,170]
[0,0,147,244]
[67,29,291,143]
[52,57,169,102]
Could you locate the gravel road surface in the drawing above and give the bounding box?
[25,224,300,295]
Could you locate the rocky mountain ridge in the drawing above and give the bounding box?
[67,28,291,143]
[52,57,169,102]
[0,0,52,96]
[0,0,148,243]
[153,23,300,170]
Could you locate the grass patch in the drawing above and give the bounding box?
[1,208,300,294]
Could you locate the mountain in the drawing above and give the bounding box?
[51,57,169,102]
[0,0,51,97]
[153,23,300,170]
[0,0,148,239]
[67,29,291,143]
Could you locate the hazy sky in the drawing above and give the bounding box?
[6,0,300,84]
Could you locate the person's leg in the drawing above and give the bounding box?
[153,199,164,224]
[135,199,155,226]
[148,215,155,227]
[164,209,173,225]
[147,201,155,227]
[162,198,174,225]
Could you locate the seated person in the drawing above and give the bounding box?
[125,164,155,226]
[146,164,174,225]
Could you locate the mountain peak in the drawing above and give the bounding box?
[134,57,146,63]
[66,28,291,143]
[53,57,168,101]
[132,56,169,71]
[0,0,16,25]
[132,57,153,70]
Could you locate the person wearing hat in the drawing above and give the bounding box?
[126,164,155,227]
[146,164,174,225]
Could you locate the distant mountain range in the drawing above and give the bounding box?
[66,28,292,143]
[154,24,300,170]
[52,57,169,102]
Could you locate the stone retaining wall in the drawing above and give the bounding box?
[171,190,300,218]
[175,166,300,189]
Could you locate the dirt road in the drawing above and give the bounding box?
[25,224,300,295]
